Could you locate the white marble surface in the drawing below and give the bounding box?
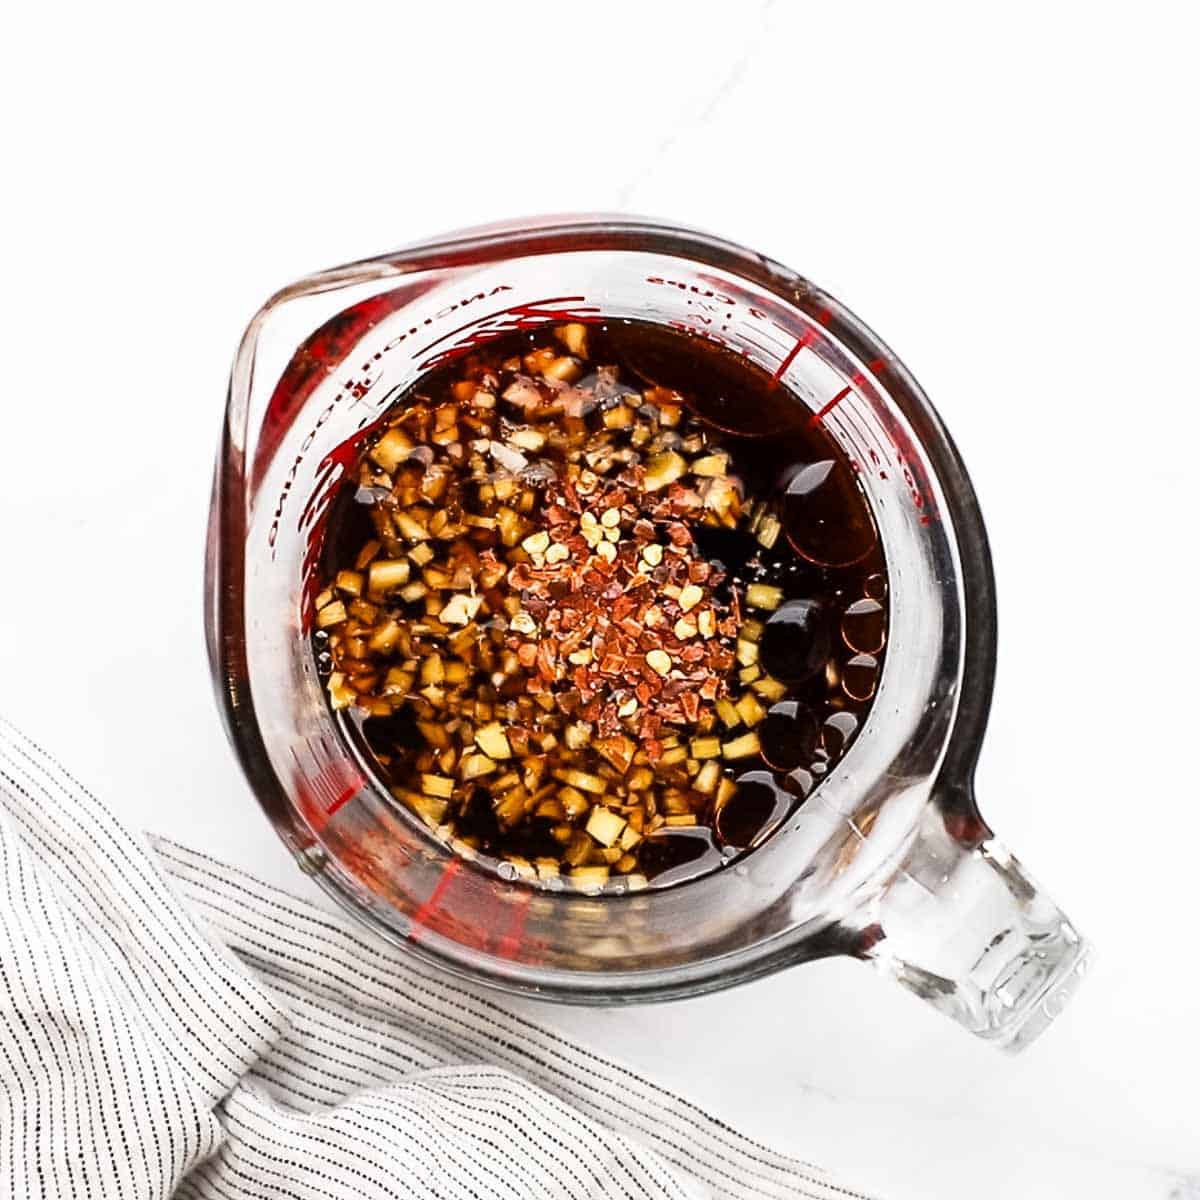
[2,4,1198,1197]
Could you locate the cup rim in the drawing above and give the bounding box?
[209,214,999,999]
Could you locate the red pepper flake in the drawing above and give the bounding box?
[535,640,557,681]
[611,595,636,621]
[710,647,736,672]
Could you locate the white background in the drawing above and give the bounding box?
[2,4,1198,1197]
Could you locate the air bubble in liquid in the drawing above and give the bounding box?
[782,460,875,567]
[842,653,879,702]
[785,767,814,799]
[822,710,859,757]
[759,700,819,771]
[841,597,886,654]
[715,770,793,850]
[759,599,831,686]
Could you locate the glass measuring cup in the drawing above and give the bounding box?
[207,216,1090,1049]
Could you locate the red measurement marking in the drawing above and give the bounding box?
[291,750,366,831]
[770,328,816,382]
[814,382,853,421]
[410,858,463,933]
[811,358,889,422]
[324,782,361,819]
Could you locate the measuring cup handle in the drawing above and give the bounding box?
[856,798,1091,1052]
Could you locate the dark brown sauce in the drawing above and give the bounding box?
[315,320,887,890]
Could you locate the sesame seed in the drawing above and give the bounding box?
[646,649,672,676]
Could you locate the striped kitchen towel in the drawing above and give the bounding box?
[0,716,873,1200]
